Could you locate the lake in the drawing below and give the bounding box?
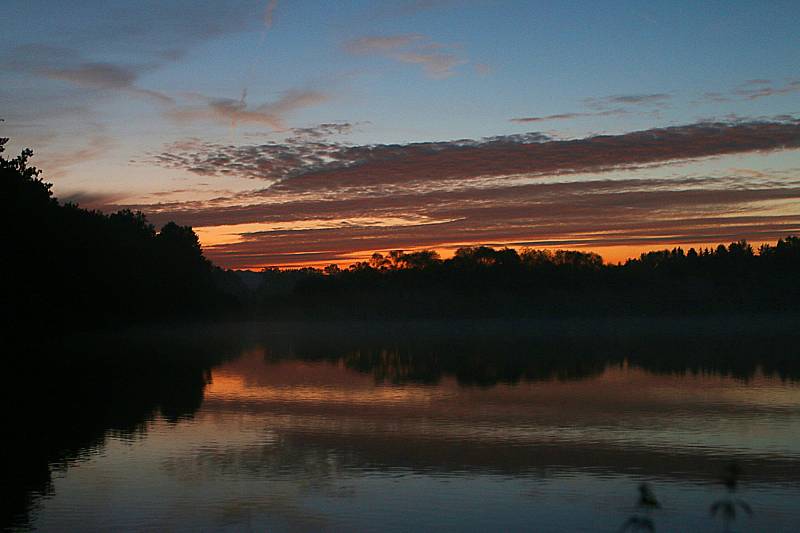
[6,317,800,531]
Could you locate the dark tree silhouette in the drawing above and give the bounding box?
[253,238,800,319]
[0,138,243,335]
[3,136,799,324]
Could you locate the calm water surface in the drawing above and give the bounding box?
[10,319,800,531]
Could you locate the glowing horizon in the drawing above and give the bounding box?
[3,1,799,269]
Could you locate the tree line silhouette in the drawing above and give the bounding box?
[0,137,245,334]
[3,137,799,326]
[256,238,800,318]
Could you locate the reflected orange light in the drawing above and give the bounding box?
[206,352,800,412]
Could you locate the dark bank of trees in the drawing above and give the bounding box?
[254,239,800,318]
[4,137,799,325]
[1,138,246,334]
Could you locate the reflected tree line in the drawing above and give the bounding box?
[3,320,800,529]
[263,319,800,385]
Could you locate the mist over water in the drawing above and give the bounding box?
[6,317,800,532]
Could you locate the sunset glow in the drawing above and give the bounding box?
[6,4,800,530]
[3,1,799,268]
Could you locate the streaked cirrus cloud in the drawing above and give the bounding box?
[42,62,174,104]
[344,33,468,78]
[510,109,628,123]
[165,89,331,129]
[583,93,672,109]
[733,79,800,100]
[10,44,173,104]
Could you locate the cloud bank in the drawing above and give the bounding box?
[151,120,800,189]
[134,119,800,268]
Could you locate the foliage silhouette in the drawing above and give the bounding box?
[0,138,247,334]
[253,239,800,318]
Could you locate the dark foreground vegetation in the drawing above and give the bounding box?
[3,137,799,329]
[0,138,242,334]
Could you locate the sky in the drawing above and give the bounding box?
[2,0,800,268]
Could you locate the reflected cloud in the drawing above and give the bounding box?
[9,321,800,531]
[169,321,800,488]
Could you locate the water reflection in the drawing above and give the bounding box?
[204,349,800,480]
[6,317,800,531]
[264,317,800,385]
[2,324,246,530]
